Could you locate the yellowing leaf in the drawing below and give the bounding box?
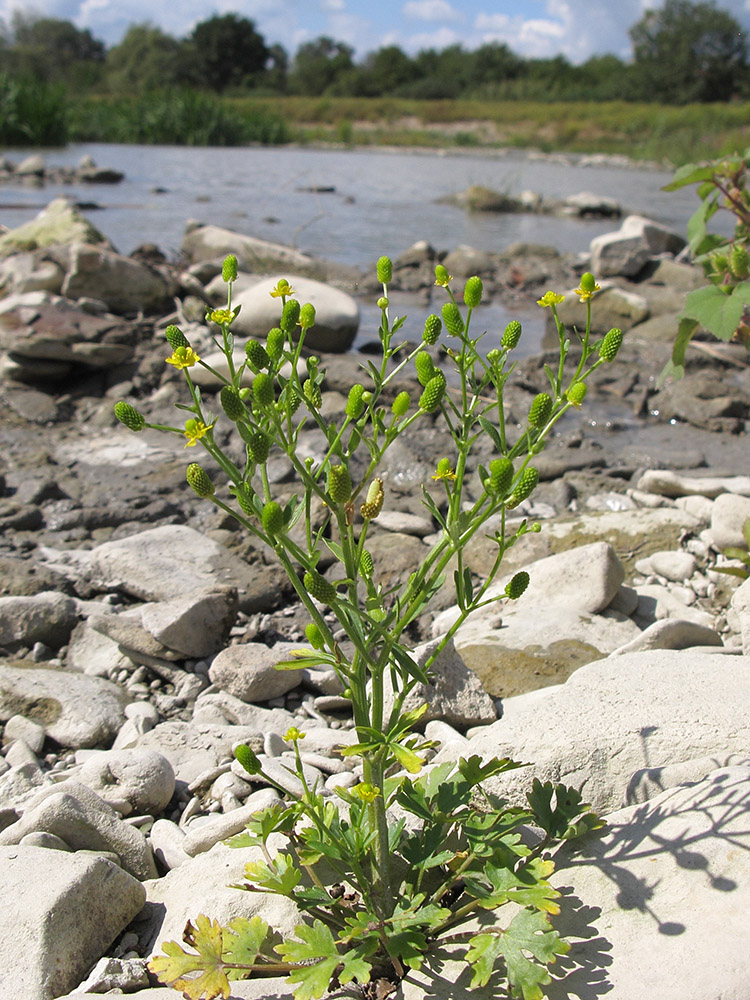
[148,915,230,1000]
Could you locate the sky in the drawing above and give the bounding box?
[2,0,750,64]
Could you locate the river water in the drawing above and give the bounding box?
[0,142,727,354]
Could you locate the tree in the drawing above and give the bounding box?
[363,45,419,95]
[2,13,104,88]
[105,23,181,93]
[288,36,355,95]
[179,13,269,92]
[630,0,748,102]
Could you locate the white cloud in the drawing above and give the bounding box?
[405,25,462,50]
[321,0,345,11]
[403,0,461,23]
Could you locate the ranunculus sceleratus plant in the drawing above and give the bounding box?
[115,258,620,1000]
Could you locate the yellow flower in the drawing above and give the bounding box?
[431,458,457,481]
[183,418,214,447]
[537,291,565,308]
[270,279,295,299]
[353,782,381,803]
[574,282,600,302]
[284,727,306,743]
[208,308,234,326]
[166,346,200,369]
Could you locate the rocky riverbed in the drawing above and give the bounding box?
[0,196,749,1000]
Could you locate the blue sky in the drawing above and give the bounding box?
[2,0,750,64]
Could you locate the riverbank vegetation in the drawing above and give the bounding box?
[1,0,749,163]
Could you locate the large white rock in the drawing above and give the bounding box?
[78,749,175,816]
[61,243,172,314]
[589,230,651,278]
[0,591,78,650]
[0,844,145,1000]
[619,213,687,255]
[0,198,112,258]
[461,650,750,814]
[731,578,750,655]
[709,492,750,549]
[637,469,750,499]
[182,222,319,272]
[208,641,304,703]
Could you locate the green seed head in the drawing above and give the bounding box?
[415,350,436,387]
[504,571,530,600]
[220,386,245,422]
[376,256,393,284]
[114,401,145,432]
[304,570,337,606]
[442,301,464,337]
[235,485,255,516]
[327,464,352,503]
[419,372,446,413]
[528,392,553,428]
[252,371,274,408]
[222,254,238,283]
[346,384,365,419]
[392,391,410,417]
[245,339,270,371]
[464,275,483,308]
[280,299,300,334]
[487,457,514,496]
[360,478,384,519]
[730,244,750,278]
[261,500,284,536]
[235,744,262,775]
[599,327,623,363]
[360,549,374,577]
[299,303,316,329]
[186,463,215,498]
[265,327,285,362]
[377,296,389,309]
[303,378,322,409]
[422,314,442,346]
[247,431,270,464]
[506,466,539,508]
[566,382,587,406]
[305,622,325,650]
[285,386,301,414]
[579,272,597,294]
[434,264,451,286]
[165,324,190,350]
[502,320,522,350]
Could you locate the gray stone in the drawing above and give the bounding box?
[0,845,145,1000]
[637,469,750,499]
[0,198,112,258]
[140,587,238,658]
[634,583,715,628]
[0,250,64,296]
[74,956,150,995]
[149,817,190,870]
[375,509,435,536]
[134,722,264,785]
[182,787,281,856]
[193,689,297,731]
[709,492,750,549]
[3,713,46,753]
[620,213,687,255]
[555,283,649,332]
[0,760,49,810]
[589,230,651,277]
[0,664,129,748]
[182,222,320,273]
[61,244,171,314]
[208,641,304,702]
[78,749,175,816]
[731,578,750,655]
[89,609,181,662]
[610,619,723,655]
[636,549,697,582]
[0,591,78,650]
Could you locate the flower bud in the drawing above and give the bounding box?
[327,464,352,503]
[486,348,502,368]
[377,296,389,309]
[442,302,464,337]
[415,351,435,387]
[487,457,514,496]
[360,478,384,519]
[304,378,322,408]
[186,463,214,498]
[504,571,530,600]
[266,327,285,362]
[376,256,393,284]
[566,382,587,407]
[280,299,300,334]
[392,391,410,417]
[305,622,325,650]
[419,372,446,412]
[299,303,316,329]
[220,386,245,422]
[261,500,284,536]
[579,272,597,294]
[252,372,274,407]
[346,384,365,419]
[222,254,238,283]
[422,314,442,345]
[463,276,483,308]
[528,392,553,428]
[506,466,539,508]
[434,264,451,286]
[114,401,145,432]
[599,327,623,363]
[245,339,270,371]
[165,324,190,350]
[304,570,337,606]
[502,320,522,350]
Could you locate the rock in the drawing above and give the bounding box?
[610,618,723,655]
[134,722,264,785]
[2,713,46,753]
[149,817,190,870]
[66,618,132,676]
[229,275,359,353]
[78,749,175,816]
[708,493,750,549]
[209,641,303,703]
[548,766,750,1000]
[441,245,498,277]
[651,373,750,431]
[381,638,497,730]
[79,524,279,614]
[0,760,49,811]
[0,198,112,258]
[637,470,750,499]
[731,579,750,655]
[61,244,172,314]
[0,845,145,1000]
[634,583,715,628]
[375,510,435,536]
[0,664,129,748]
[73,956,149,994]
[462,650,750,814]
[635,549,697,581]
[182,788,280,856]
[0,250,65,296]
[620,213,687,255]
[563,191,622,217]
[140,587,238,658]
[193,689,297,731]
[0,591,78,650]
[555,283,649,333]
[589,230,651,278]
[15,154,46,176]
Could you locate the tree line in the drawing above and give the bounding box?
[0,0,748,105]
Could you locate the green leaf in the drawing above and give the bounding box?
[657,316,699,386]
[478,415,504,452]
[457,754,527,788]
[527,779,602,841]
[661,162,718,191]
[148,915,230,1000]
[276,920,341,1000]
[466,909,570,998]
[680,282,750,342]
[392,741,424,774]
[472,857,560,914]
[222,916,271,979]
[242,853,301,896]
